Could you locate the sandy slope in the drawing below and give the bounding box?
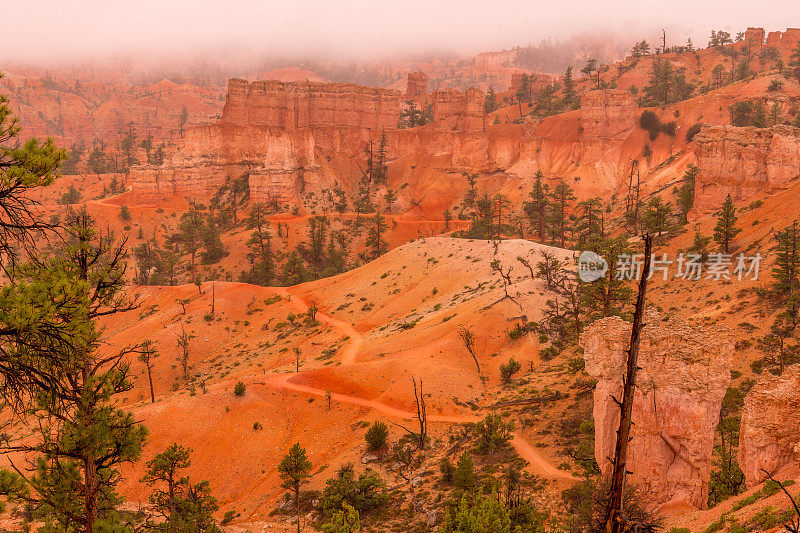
[82,237,579,521]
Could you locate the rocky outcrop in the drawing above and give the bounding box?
[581,309,733,510]
[431,88,486,133]
[579,89,637,142]
[129,124,319,204]
[738,365,800,487]
[762,28,800,53]
[221,78,401,130]
[693,124,800,213]
[404,72,428,105]
[744,28,765,50]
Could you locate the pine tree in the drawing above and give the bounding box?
[141,444,221,533]
[547,179,575,247]
[137,340,159,403]
[374,131,388,183]
[279,444,313,533]
[241,218,275,286]
[364,212,388,261]
[562,65,578,110]
[522,171,549,242]
[484,86,498,114]
[674,164,697,224]
[788,43,800,82]
[87,141,107,176]
[201,208,227,264]
[641,196,674,240]
[713,194,741,253]
[279,250,308,286]
[298,215,329,274]
[453,451,475,491]
[176,203,204,268]
[772,220,800,300]
[0,210,148,532]
[580,235,634,320]
[574,197,603,248]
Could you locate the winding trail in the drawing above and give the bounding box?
[264,287,576,482]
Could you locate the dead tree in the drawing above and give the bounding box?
[176,326,193,385]
[761,469,800,533]
[458,325,481,372]
[394,442,423,514]
[136,340,159,403]
[481,259,522,311]
[600,234,653,533]
[391,376,428,450]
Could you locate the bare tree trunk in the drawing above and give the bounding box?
[147,361,155,403]
[602,234,652,533]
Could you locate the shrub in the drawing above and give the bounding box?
[475,414,514,453]
[639,110,660,132]
[364,421,389,452]
[233,381,246,397]
[453,451,475,491]
[318,465,389,519]
[686,122,702,141]
[661,121,678,137]
[439,458,454,484]
[221,510,237,525]
[500,358,521,382]
[767,79,784,92]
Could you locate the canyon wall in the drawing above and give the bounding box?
[129,123,319,204]
[220,78,401,130]
[581,309,733,510]
[431,88,487,133]
[512,89,637,196]
[738,365,800,487]
[693,124,800,213]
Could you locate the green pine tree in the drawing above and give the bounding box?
[0,210,148,532]
[772,220,800,299]
[713,194,741,253]
[522,171,549,242]
[278,444,313,533]
[141,443,222,533]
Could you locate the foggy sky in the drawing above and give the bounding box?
[4,0,800,63]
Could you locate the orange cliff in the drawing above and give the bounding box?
[129,79,403,205]
[220,78,401,130]
[693,124,800,214]
[581,308,734,511]
[130,79,655,210]
[130,76,800,217]
[738,366,800,487]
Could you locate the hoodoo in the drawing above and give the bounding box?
[581,309,734,510]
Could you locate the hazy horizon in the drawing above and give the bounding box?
[5,0,800,64]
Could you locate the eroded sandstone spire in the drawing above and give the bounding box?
[581,308,734,510]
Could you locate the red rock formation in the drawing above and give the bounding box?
[781,28,800,51]
[762,28,800,53]
[475,49,519,69]
[220,78,401,130]
[744,27,765,51]
[694,125,800,214]
[581,309,733,510]
[579,89,637,142]
[431,88,486,133]
[510,72,558,97]
[129,122,321,204]
[404,72,428,105]
[738,365,800,487]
